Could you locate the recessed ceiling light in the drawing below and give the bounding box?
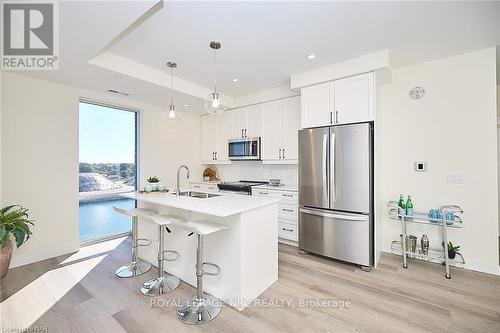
[232,78,239,82]
[183,104,189,107]
[308,54,316,60]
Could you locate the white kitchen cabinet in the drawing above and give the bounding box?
[231,107,247,138]
[301,81,333,129]
[281,96,300,161]
[261,96,300,164]
[245,105,263,138]
[254,187,299,243]
[230,105,262,138]
[215,112,231,161]
[301,72,374,128]
[191,182,220,193]
[261,100,282,161]
[201,114,231,164]
[201,115,217,162]
[334,72,374,125]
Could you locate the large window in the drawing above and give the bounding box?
[78,101,138,242]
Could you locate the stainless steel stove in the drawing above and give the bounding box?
[217,180,268,195]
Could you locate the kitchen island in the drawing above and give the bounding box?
[121,191,280,310]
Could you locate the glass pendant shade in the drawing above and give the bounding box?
[204,92,227,115]
[204,40,227,115]
[162,104,177,121]
[164,61,178,122]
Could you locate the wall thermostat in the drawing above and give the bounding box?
[414,161,427,172]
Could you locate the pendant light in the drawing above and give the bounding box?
[162,61,178,121]
[204,41,227,114]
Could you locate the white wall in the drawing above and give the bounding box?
[379,48,499,275]
[2,72,80,267]
[1,72,202,268]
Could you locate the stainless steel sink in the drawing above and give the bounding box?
[173,191,220,199]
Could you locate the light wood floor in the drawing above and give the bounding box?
[1,236,499,333]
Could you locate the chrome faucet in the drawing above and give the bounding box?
[176,165,190,196]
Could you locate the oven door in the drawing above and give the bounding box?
[229,138,260,160]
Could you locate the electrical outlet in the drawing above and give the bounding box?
[447,173,465,184]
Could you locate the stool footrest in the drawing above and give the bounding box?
[134,238,152,247]
[202,262,220,276]
[161,250,179,262]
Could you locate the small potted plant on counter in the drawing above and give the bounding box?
[146,176,161,191]
[442,241,461,259]
[0,205,34,279]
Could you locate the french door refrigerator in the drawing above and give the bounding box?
[298,122,373,269]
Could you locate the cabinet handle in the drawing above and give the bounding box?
[282,194,293,197]
[283,148,285,159]
[193,185,201,188]
[282,228,294,232]
[279,148,282,159]
[282,208,294,212]
[215,152,218,160]
[241,129,244,138]
[258,192,269,195]
[335,110,339,124]
[330,111,333,124]
[244,129,247,137]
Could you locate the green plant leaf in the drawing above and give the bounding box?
[12,228,26,248]
[0,225,6,246]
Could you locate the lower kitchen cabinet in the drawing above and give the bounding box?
[253,186,299,243]
[190,182,220,193]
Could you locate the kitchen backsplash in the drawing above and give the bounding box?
[215,163,298,187]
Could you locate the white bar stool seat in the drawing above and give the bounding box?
[166,218,228,325]
[112,207,156,278]
[139,215,186,297]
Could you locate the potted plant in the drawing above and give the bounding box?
[147,176,161,191]
[0,205,34,279]
[442,241,461,259]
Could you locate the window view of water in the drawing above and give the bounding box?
[79,197,135,241]
[79,102,137,242]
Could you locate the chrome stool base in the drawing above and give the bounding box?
[140,274,180,296]
[115,260,152,278]
[177,294,222,325]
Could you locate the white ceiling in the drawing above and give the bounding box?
[13,1,500,113]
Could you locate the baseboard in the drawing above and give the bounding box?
[278,238,298,247]
[9,244,80,269]
[465,260,500,276]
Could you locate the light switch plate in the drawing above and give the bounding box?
[414,161,427,172]
[447,173,465,184]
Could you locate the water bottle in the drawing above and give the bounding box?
[398,194,406,217]
[406,195,414,221]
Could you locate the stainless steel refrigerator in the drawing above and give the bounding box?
[298,122,373,269]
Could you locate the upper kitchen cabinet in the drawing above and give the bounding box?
[334,72,374,125]
[230,105,263,138]
[201,113,231,164]
[281,96,300,161]
[262,96,300,164]
[301,72,374,128]
[301,81,333,129]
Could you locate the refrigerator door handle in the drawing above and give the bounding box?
[300,208,368,221]
[330,132,336,204]
[322,134,328,205]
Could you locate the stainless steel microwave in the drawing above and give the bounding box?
[228,137,261,161]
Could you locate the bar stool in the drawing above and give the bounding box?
[112,207,155,278]
[140,215,186,297]
[166,218,228,325]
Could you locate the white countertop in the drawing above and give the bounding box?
[121,191,280,217]
[253,184,298,192]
